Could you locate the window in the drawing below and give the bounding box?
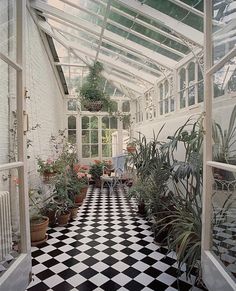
[159,77,174,115]
[102,116,118,158]
[68,116,76,143]
[122,101,130,112]
[179,68,186,109]
[135,97,143,123]
[81,116,98,158]
[67,99,78,111]
[178,62,204,108]
[145,89,156,120]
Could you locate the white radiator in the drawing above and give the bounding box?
[0,191,12,262]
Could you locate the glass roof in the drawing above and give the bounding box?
[30,0,210,97]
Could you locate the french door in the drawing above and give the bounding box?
[0,1,31,291]
[202,1,236,290]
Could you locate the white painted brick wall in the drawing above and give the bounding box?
[25,12,65,187]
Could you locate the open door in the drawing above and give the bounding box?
[0,1,31,290]
[202,1,236,290]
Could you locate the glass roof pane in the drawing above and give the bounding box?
[140,0,203,31]
[212,0,236,64]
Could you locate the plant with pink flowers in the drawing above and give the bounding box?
[37,157,59,175]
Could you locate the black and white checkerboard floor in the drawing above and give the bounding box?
[27,186,205,291]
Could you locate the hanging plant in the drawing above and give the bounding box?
[79,62,116,112]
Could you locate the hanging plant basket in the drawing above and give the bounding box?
[83,100,103,112]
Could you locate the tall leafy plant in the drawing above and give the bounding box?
[212,104,236,163]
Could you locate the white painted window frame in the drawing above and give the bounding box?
[201,1,236,290]
[0,1,31,291]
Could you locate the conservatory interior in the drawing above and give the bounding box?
[0,1,236,291]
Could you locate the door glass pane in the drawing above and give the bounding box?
[102,117,109,129]
[212,167,236,282]
[0,0,16,61]
[102,144,111,157]
[110,117,117,129]
[68,130,76,143]
[0,169,21,277]
[82,116,89,129]
[91,130,98,143]
[90,116,98,129]
[0,62,17,164]
[82,145,90,158]
[91,145,98,158]
[82,130,89,143]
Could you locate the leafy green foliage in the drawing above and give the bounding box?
[212,105,236,163]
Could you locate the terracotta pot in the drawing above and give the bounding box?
[127,146,136,153]
[57,211,70,226]
[42,172,56,183]
[30,216,49,245]
[45,210,57,227]
[95,179,101,188]
[69,206,79,220]
[74,186,87,204]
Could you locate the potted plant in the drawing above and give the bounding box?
[89,160,104,187]
[126,141,136,153]
[41,201,57,227]
[212,105,236,182]
[79,61,116,112]
[54,173,71,226]
[29,189,49,246]
[127,179,149,216]
[37,157,59,183]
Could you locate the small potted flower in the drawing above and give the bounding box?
[37,157,58,183]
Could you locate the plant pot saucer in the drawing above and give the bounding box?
[31,234,48,246]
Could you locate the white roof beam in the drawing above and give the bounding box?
[59,0,185,58]
[92,0,190,47]
[30,0,176,69]
[68,50,141,97]
[35,17,157,84]
[38,12,164,74]
[37,19,154,86]
[113,0,203,46]
[95,0,111,62]
[168,0,204,18]
[53,25,161,78]
[102,71,146,94]
[72,45,156,84]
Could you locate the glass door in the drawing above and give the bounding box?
[202,1,236,290]
[0,1,31,290]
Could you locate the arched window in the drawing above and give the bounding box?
[159,83,163,115]
[122,101,130,112]
[68,116,76,143]
[179,68,186,108]
[188,62,195,106]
